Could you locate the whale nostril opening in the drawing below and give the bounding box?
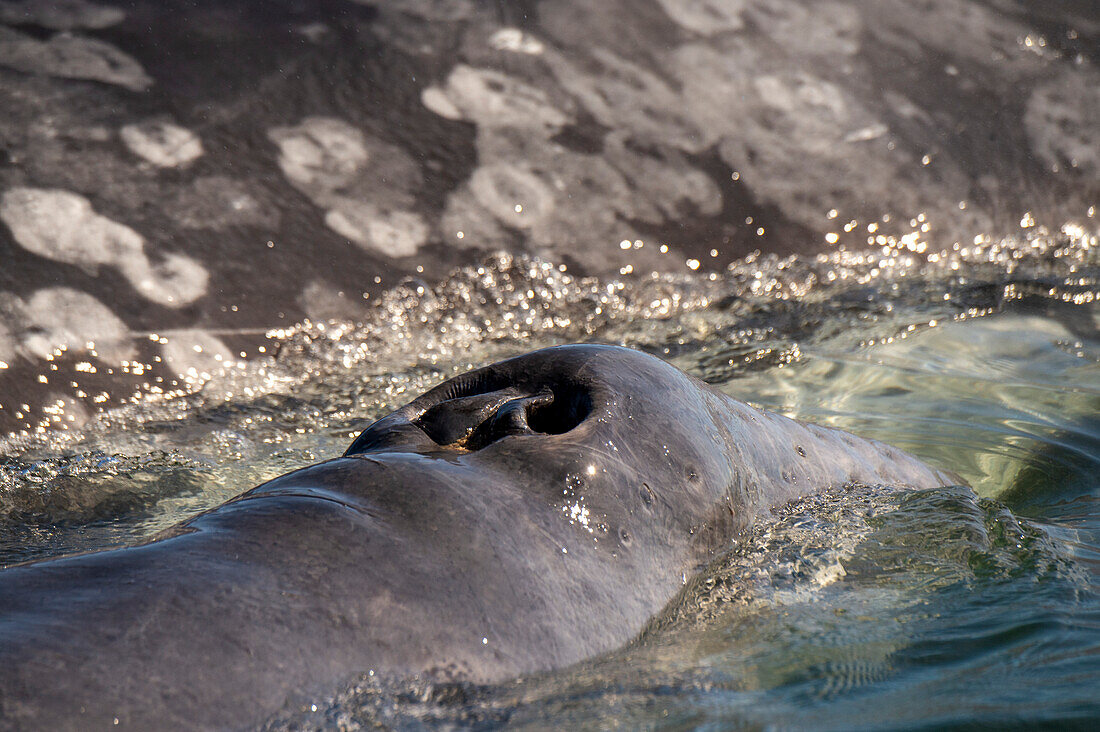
[414,388,521,447]
[527,387,591,435]
[350,366,595,456]
[464,392,545,451]
[415,384,592,451]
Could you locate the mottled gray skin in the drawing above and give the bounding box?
[0,345,959,729]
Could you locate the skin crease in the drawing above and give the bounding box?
[0,345,961,729]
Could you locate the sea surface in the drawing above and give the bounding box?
[1,223,1097,729]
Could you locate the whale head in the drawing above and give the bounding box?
[344,343,747,543]
[237,343,954,681]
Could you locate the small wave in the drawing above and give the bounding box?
[262,484,1092,729]
[0,450,211,566]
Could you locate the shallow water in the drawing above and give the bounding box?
[0,223,1097,727]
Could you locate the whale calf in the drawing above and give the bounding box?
[0,345,960,729]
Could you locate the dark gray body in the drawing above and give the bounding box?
[0,345,959,729]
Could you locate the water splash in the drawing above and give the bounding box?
[262,484,1095,729]
[2,220,1095,455]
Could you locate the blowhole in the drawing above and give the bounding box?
[415,381,592,451]
[526,387,591,435]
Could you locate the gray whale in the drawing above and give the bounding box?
[0,344,960,728]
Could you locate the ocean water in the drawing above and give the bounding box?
[1,223,1097,728]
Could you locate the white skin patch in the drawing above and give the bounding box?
[268,117,426,257]
[160,330,235,381]
[421,65,569,131]
[119,252,209,308]
[325,202,427,258]
[665,44,975,230]
[17,287,134,363]
[0,26,151,90]
[420,86,463,120]
[654,0,746,36]
[269,117,370,192]
[467,164,555,230]
[546,48,706,153]
[0,186,140,268]
[0,319,15,368]
[120,120,204,168]
[0,187,208,307]
[488,28,544,56]
[431,46,723,267]
[445,120,696,270]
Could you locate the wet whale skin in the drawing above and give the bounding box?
[0,344,960,729]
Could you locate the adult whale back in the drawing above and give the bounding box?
[0,345,960,729]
